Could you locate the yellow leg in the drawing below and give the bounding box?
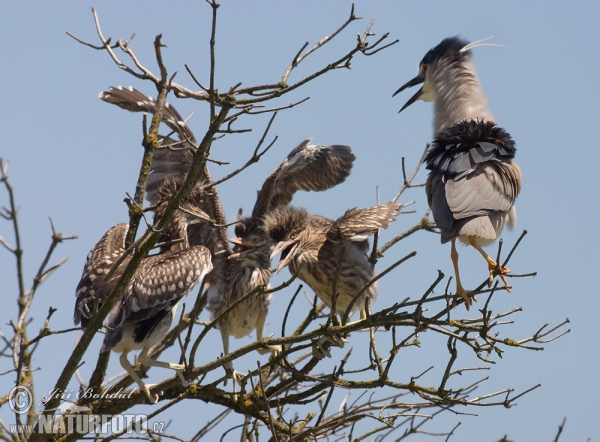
[451,239,475,310]
[119,351,158,403]
[255,311,282,358]
[137,347,189,387]
[221,333,245,390]
[468,237,511,292]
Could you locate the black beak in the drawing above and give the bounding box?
[393,73,425,113]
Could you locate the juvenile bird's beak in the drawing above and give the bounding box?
[228,237,253,260]
[270,239,297,274]
[393,73,425,113]
[183,206,214,224]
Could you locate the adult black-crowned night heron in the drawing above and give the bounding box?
[75,177,213,403]
[393,36,522,309]
[264,202,402,322]
[210,139,355,383]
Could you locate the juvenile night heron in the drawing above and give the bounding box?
[209,139,355,383]
[393,36,522,309]
[75,177,213,403]
[99,87,355,379]
[264,202,402,323]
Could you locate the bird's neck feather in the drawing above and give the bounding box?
[432,58,494,133]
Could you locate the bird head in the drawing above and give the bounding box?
[393,36,472,112]
[263,206,310,274]
[155,176,215,224]
[228,217,272,262]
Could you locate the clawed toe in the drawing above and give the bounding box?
[312,334,347,359]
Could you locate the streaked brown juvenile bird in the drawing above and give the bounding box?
[99,87,356,379]
[75,177,213,403]
[393,36,522,309]
[209,139,355,382]
[264,202,402,322]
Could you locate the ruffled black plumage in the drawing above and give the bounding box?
[426,120,516,179]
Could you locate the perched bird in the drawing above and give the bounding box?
[75,177,213,403]
[264,202,402,322]
[209,139,355,381]
[393,36,522,309]
[99,87,355,378]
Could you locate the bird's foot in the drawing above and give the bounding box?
[452,288,476,311]
[312,334,347,359]
[141,384,160,404]
[488,260,511,291]
[174,366,189,387]
[257,345,282,360]
[223,361,246,387]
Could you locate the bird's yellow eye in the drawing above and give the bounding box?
[290,233,297,240]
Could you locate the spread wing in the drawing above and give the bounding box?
[99,86,195,143]
[99,85,230,257]
[103,245,213,349]
[74,223,130,327]
[327,202,402,242]
[251,139,355,219]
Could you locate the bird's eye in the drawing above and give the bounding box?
[421,64,428,74]
[252,236,259,244]
[290,233,297,240]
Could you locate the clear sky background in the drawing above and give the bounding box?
[1,1,598,441]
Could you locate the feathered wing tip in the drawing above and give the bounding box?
[327,202,402,242]
[262,206,310,243]
[251,139,356,220]
[98,86,203,206]
[99,86,195,142]
[74,223,130,327]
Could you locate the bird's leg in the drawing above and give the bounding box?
[255,311,282,359]
[468,238,511,291]
[221,333,245,388]
[451,239,475,309]
[313,313,349,359]
[137,348,189,387]
[119,351,159,403]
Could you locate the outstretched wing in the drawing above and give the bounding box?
[74,223,130,327]
[103,245,213,350]
[251,139,355,219]
[327,202,402,242]
[99,85,230,256]
[99,86,195,143]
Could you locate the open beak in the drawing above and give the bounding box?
[270,239,297,274]
[392,73,425,113]
[228,237,254,260]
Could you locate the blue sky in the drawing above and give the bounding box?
[1,1,599,440]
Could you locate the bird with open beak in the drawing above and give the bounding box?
[265,202,402,322]
[205,139,355,383]
[394,36,522,309]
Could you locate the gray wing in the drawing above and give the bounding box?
[427,160,521,242]
[103,245,213,349]
[327,202,401,242]
[252,139,355,219]
[74,223,129,326]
